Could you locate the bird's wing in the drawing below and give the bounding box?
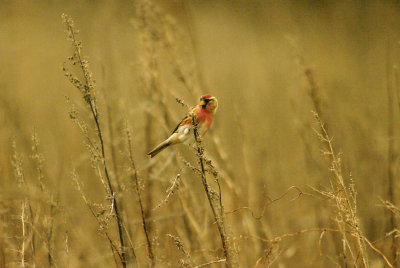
[171,115,192,134]
[171,107,199,134]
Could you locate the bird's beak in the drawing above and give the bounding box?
[199,100,206,106]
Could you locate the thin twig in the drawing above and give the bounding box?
[191,115,238,268]
[192,259,226,268]
[225,186,320,220]
[126,125,155,265]
[153,173,181,210]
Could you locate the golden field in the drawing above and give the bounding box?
[1,1,400,267]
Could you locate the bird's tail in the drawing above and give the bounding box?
[147,140,172,158]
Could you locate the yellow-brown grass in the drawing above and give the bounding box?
[1,1,400,267]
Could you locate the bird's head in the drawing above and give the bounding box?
[199,94,218,114]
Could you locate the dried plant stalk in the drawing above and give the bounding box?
[20,199,26,268]
[386,44,398,265]
[71,169,122,267]
[313,112,369,267]
[126,126,154,265]
[167,234,193,267]
[191,116,238,268]
[31,130,56,267]
[62,14,127,267]
[12,140,35,267]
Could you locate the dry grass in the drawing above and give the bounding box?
[2,0,400,267]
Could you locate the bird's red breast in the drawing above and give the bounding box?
[178,105,213,135]
[194,106,213,135]
[195,106,213,124]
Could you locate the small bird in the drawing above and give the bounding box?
[148,94,218,158]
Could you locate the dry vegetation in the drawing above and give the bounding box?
[2,1,400,267]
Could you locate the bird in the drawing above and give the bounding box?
[147,94,218,158]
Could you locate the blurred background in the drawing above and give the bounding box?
[1,0,400,267]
